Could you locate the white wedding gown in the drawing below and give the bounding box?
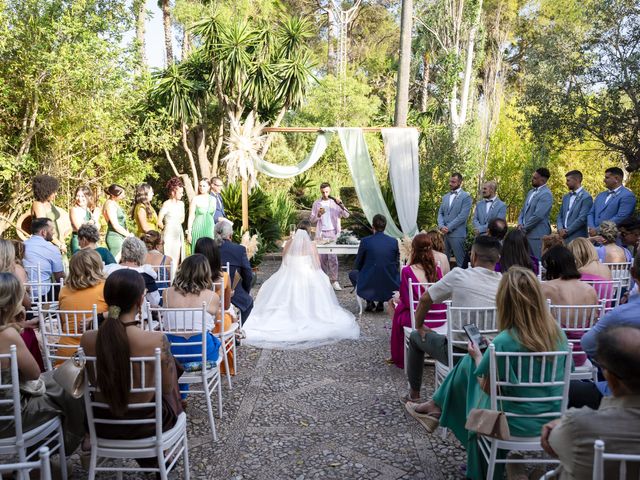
[243,229,360,349]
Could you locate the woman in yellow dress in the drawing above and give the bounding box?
[132,183,158,237]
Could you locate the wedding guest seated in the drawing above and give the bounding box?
[195,237,237,375]
[104,236,160,307]
[0,239,41,370]
[0,272,85,455]
[349,214,400,312]
[542,325,640,480]
[80,269,183,467]
[540,246,599,366]
[403,236,502,402]
[426,229,450,275]
[57,249,108,362]
[541,233,564,257]
[567,237,612,281]
[461,218,507,268]
[618,216,640,254]
[581,251,640,358]
[405,268,569,479]
[215,221,253,324]
[23,218,64,300]
[162,255,221,397]
[589,220,633,263]
[389,233,446,369]
[141,230,172,289]
[496,229,539,275]
[76,223,116,265]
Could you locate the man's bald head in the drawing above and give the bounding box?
[596,325,640,394]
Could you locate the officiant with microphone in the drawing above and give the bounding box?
[310,182,349,291]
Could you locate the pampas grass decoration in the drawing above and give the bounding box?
[221,110,267,191]
[241,231,259,260]
[398,236,413,265]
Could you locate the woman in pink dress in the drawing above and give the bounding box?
[390,233,446,369]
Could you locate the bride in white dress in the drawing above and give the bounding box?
[243,223,360,349]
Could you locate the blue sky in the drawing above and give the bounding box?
[144,0,170,69]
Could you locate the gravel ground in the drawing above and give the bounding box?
[68,253,467,479]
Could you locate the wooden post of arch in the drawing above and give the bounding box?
[241,178,249,233]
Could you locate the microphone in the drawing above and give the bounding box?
[328,195,344,207]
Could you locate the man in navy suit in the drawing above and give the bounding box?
[588,167,637,237]
[472,181,507,235]
[215,221,253,324]
[557,170,593,243]
[437,173,473,267]
[210,176,226,223]
[349,214,399,312]
[517,167,553,258]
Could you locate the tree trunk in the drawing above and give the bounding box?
[394,0,413,127]
[181,28,191,60]
[241,179,249,233]
[195,124,210,179]
[327,9,335,75]
[162,0,173,66]
[211,119,224,176]
[134,0,147,70]
[182,123,199,188]
[259,106,287,159]
[420,52,430,113]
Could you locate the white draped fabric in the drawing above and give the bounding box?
[382,128,420,237]
[252,127,420,238]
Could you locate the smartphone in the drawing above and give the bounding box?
[463,323,487,349]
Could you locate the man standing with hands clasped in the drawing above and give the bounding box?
[437,173,472,267]
[557,170,593,243]
[517,167,553,259]
[310,182,349,291]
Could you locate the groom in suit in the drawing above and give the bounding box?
[517,167,553,258]
[349,214,399,312]
[472,181,507,235]
[210,176,226,223]
[557,170,593,243]
[588,167,637,237]
[437,173,472,267]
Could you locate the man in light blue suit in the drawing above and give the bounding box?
[472,181,507,235]
[437,173,472,267]
[517,167,553,258]
[588,167,637,237]
[557,170,593,243]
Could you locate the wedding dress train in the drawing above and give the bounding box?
[243,229,360,349]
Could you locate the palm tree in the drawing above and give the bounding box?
[394,0,413,127]
[159,0,173,65]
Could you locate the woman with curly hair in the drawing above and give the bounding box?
[158,177,185,274]
[426,229,450,275]
[389,233,446,369]
[102,184,131,260]
[70,185,100,253]
[132,183,158,237]
[31,174,68,254]
[589,220,633,263]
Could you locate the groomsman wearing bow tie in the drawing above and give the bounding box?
[210,176,226,223]
[557,170,593,243]
[587,167,637,237]
[437,173,472,267]
[472,181,507,235]
[517,167,553,258]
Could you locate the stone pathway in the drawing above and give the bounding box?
[69,254,467,479]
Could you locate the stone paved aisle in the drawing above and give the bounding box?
[70,255,466,479]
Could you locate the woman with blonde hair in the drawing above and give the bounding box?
[567,237,612,281]
[132,183,158,237]
[0,272,85,453]
[57,249,108,362]
[589,220,633,263]
[405,268,569,479]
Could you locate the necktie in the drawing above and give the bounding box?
[570,191,576,196]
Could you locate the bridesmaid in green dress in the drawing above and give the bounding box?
[70,186,99,253]
[187,178,215,248]
[103,184,131,261]
[132,183,158,237]
[405,268,569,479]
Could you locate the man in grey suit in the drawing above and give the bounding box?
[472,181,507,235]
[437,173,472,267]
[557,170,593,243]
[517,167,553,258]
